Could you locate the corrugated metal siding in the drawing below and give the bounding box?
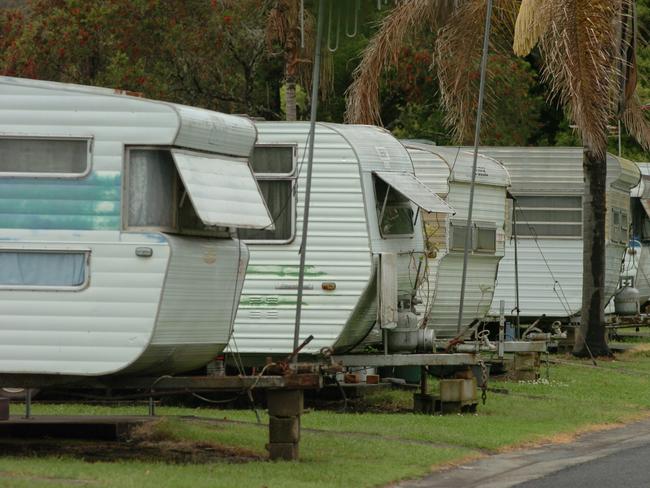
[125,236,248,374]
[0,78,261,376]
[475,147,584,195]
[334,124,426,256]
[612,156,641,191]
[373,171,453,213]
[491,239,582,318]
[231,122,373,355]
[171,150,272,229]
[425,183,507,335]
[428,254,501,337]
[0,230,168,375]
[405,146,450,196]
[432,146,511,187]
[172,104,256,157]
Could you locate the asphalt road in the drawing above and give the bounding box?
[515,443,650,488]
[396,418,650,488]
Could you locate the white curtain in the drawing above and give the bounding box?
[0,251,86,286]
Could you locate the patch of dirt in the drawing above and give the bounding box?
[0,418,264,464]
[0,438,263,464]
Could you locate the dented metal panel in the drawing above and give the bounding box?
[171,149,272,229]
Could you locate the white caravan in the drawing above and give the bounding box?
[404,143,511,338]
[482,147,640,322]
[229,122,454,362]
[0,77,273,385]
[623,162,650,306]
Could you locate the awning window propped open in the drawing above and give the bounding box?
[373,171,454,214]
[171,149,274,229]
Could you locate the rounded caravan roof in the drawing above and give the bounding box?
[327,123,417,173]
[403,142,511,188]
[630,162,650,198]
[400,140,451,196]
[467,147,639,195]
[0,76,256,157]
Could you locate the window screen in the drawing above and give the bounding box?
[0,138,89,175]
[514,195,582,237]
[126,149,176,229]
[451,223,470,251]
[250,146,294,174]
[476,227,496,252]
[374,177,414,237]
[0,251,87,288]
[240,145,296,242]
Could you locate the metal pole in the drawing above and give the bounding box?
[512,196,521,336]
[24,389,31,419]
[456,0,493,332]
[292,0,325,363]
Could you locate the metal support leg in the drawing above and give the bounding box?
[24,389,31,419]
[148,394,155,417]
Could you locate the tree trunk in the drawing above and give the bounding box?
[285,78,297,121]
[573,148,611,357]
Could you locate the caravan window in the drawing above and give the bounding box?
[374,176,415,237]
[514,196,582,238]
[0,137,90,177]
[611,208,629,244]
[124,148,229,237]
[475,225,497,252]
[450,222,470,251]
[239,145,296,242]
[0,250,89,290]
[450,221,496,253]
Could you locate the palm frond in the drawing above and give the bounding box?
[538,0,622,156]
[345,0,443,124]
[434,0,520,142]
[623,94,650,152]
[513,0,551,56]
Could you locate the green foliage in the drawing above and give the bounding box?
[0,0,281,117]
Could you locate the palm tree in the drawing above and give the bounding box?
[346,0,650,357]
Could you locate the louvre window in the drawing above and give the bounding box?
[0,137,90,176]
[0,250,88,289]
[514,195,582,238]
[240,145,296,242]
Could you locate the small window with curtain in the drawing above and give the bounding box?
[124,148,230,238]
[239,145,296,242]
[0,137,90,177]
[0,250,89,290]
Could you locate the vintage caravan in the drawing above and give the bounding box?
[0,76,273,385]
[622,162,650,306]
[229,122,454,361]
[403,142,511,338]
[483,147,640,322]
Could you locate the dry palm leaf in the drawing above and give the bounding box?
[512,0,552,56]
[538,0,621,156]
[345,0,456,124]
[623,94,650,152]
[434,0,519,142]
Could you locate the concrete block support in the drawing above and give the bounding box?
[266,389,303,461]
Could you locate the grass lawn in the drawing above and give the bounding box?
[3,348,650,488]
